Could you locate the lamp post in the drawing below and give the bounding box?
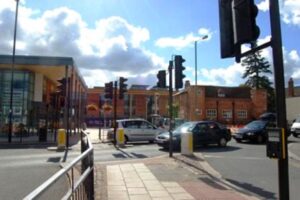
[194,35,208,120]
[194,35,208,86]
[8,0,20,143]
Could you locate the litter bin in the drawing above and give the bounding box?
[39,128,47,142]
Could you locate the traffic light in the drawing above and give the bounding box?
[218,0,235,58]
[57,78,69,97]
[50,92,58,107]
[119,77,128,99]
[104,81,114,99]
[232,0,260,45]
[156,70,166,88]
[174,55,185,89]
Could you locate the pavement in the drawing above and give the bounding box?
[86,128,259,200]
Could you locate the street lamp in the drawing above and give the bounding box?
[194,35,208,120]
[194,35,208,86]
[8,0,20,143]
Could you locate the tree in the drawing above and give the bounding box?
[241,50,275,112]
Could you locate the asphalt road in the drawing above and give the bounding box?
[199,136,300,200]
[0,146,70,200]
[0,141,164,200]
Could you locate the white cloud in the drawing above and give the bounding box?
[155,28,212,49]
[258,0,300,26]
[0,3,165,87]
[199,63,244,86]
[257,0,269,12]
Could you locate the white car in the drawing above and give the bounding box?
[291,116,300,138]
[107,119,164,143]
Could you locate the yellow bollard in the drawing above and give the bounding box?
[181,131,193,156]
[57,129,66,149]
[117,128,125,147]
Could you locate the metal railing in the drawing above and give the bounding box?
[24,130,94,200]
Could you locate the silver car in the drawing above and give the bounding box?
[107,119,164,143]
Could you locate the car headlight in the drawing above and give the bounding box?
[247,132,254,136]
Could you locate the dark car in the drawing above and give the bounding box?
[259,112,276,122]
[155,121,231,149]
[233,120,270,143]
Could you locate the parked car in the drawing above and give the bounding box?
[233,120,271,143]
[259,112,276,122]
[107,118,164,143]
[155,121,231,149]
[291,116,300,138]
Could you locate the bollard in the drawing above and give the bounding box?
[57,129,66,149]
[117,128,125,147]
[181,131,193,156]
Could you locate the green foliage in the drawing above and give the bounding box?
[241,50,275,112]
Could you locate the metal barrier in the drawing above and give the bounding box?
[24,130,94,200]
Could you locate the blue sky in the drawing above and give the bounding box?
[0,0,299,88]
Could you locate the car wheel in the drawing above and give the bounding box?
[293,133,298,138]
[149,140,154,143]
[124,135,128,144]
[257,135,264,143]
[235,139,241,143]
[218,138,227,147]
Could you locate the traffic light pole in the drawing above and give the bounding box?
[269,1,289,199]
[168,60,173,158]
[113,81,117,145]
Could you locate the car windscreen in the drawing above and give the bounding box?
[294,117,300,123]
[173,122,196,133]
[245,120,267,129]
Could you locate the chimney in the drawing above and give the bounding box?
[185,80,190,88]
[288,77,294,97]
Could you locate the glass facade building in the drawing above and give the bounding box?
[0,69,34,137]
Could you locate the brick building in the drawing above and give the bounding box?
[174,84,267,125]
[86,85,169,127]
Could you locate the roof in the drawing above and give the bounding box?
[205,86,251,98]
[0,54,87,88]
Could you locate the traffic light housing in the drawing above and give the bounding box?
[174,55,185,89]
[119,77,128,99]
[219,0,235,58]
[232,0,260,45]
[57,78,67,96]
[104,81,114,99]
[157,70,166,88]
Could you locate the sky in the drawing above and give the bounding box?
[0,0,299,88]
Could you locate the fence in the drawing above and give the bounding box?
[23,130,94,200]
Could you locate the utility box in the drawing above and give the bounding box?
[266,128,285,159]
[181,131,193,156]
[57,129,66,149]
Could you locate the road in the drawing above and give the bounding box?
[0,141,164,199]
[199,136,300,200]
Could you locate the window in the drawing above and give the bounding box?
[237,110,247,119]
[222,110,232,119]
[206,109,217,119]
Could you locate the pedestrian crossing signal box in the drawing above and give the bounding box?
[266,128,283,159]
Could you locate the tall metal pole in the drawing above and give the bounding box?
[168,60,173,157]
[269,1,289,199]
[195,41,198,86]
[113,81,117,145]
[8,0,20,143]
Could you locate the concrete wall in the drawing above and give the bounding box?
[286,97,300,123]
[34,73,43,102]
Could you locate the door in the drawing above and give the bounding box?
[140,121,157,140]
[193,123,210,146]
